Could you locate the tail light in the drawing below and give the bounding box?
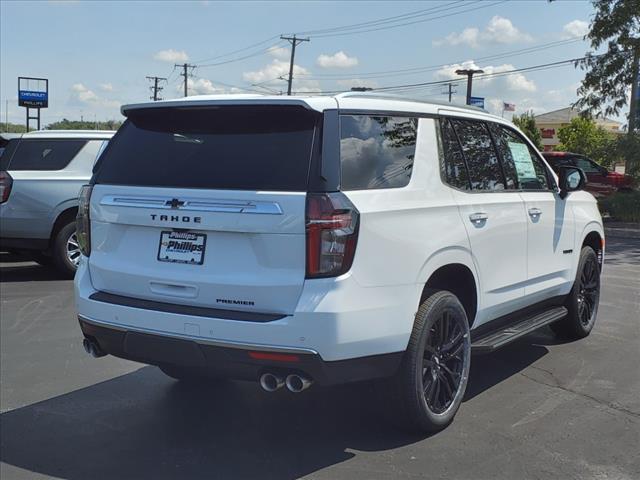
[76,185,93,257]
[305,192,359,278]
[0,171,12,204]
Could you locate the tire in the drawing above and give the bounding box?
[51,222,80,278]
[390,289,471,432]
[551,246,600,339]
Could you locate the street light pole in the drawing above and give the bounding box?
[455,69,484,105]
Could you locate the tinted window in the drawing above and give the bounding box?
[438,119,470,189]
[6,139,86,171]
[0,139,19,170]
[487,123,518,189]
[451,119,504,191]
[574,157,602,173]
[340,115,417,190]
[94,106,318,191]
[492,126,549,190]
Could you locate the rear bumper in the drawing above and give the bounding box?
[75,257,417,363]
[78,315,403,386]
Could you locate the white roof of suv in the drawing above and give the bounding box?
[19,130,115,140]
[120,92,497,122]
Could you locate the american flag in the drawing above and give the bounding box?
[503,102,516,112]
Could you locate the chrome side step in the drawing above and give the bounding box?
[471,306,568,354]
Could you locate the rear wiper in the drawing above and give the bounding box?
[173,134,203,144]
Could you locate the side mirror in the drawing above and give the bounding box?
[558,166,586,199]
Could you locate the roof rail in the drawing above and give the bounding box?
[335,91,486,113]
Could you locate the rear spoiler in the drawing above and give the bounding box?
[121,96,334,117]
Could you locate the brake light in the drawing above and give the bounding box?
[76,185,93,257]
[305,192,359,278]
[0,171,12,204]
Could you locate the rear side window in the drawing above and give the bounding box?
[5,139,87,171]
[492,125,549,190]
[0,139,19,170]
[340,115,417,190]
[94,106,318,191]
[451,119,505,191]
[574,157,602,174]
[439,118,470,190]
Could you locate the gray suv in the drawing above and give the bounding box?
[0,130,114,276]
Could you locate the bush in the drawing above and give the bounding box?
[599,191,640,223]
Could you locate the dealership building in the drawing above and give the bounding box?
[534,107,623,152]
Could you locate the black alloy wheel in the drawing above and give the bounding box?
[577,253,599,327]
[422,310,467,414]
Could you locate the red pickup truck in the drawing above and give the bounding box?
[542,151,634,198]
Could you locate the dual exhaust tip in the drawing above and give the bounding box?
[259,372,313,393]
[82,337,106,358]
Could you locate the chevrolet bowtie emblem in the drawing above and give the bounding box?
[166,198,185,209]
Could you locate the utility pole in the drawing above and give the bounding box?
[455,69,484,105]
[175,63,196,97]
[5,100,8,132]
[280,35,310,95]
[146,76,167,101]
[629,45,639,134]
[442,82,458,103]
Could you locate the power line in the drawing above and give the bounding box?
[197,41,287,68]
[280,35,310,95]
[191,35,281,64]
[294,0,469,36]
[297,38,583,80]
[306,1,507,38]
[295,54,608,95]
[146,76,167,101]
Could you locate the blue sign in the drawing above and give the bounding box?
[469,96,485,109]
[19,90,48,108]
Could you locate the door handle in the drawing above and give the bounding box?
[469,212,488,223]
[528,207,542,217]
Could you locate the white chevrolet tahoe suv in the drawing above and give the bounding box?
[75,93,604,432]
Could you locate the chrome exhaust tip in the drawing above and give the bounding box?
[259,373,284,392]
[285,374,313,393]
[82,338,106,358]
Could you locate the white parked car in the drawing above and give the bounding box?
[75,93,603,432]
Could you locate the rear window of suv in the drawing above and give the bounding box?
[3,139,87,171]
[340,115,418,190]
[93,105,319,191]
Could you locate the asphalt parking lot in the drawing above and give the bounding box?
[1,237,639,480]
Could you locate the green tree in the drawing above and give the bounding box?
[555,117,618,167]
[512,111,543,150]
[45,118,122,130]
[574,0,639,172]
[0,122,28,133]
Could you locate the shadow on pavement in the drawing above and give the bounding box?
[0,339,550,480]
[0,252,68,283]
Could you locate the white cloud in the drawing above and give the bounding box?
[316,51,359,69]
[434,28,480,48]
[71,83,99,103]
[267,45,290,60]
[434,60,536,92]
[175,78,221,95]
[153,49,189,63]
[434,16,532,48]
[242,59,320,93]
[69,83,119,107]
[562,20,589,39]
[99,83,113,92]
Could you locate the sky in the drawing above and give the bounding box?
[0,0,601,126]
